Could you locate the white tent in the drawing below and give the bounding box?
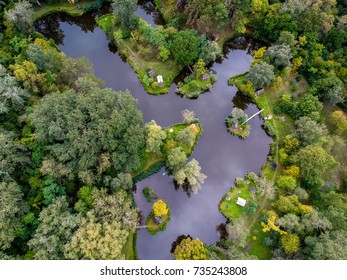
[157,75,163,84]
[236,197,246,207]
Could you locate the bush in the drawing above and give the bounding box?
[142,187,158,203]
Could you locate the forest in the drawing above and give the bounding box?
[0,0,346,260]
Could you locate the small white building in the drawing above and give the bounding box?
[157,75,163,84]
[236,197,247,207]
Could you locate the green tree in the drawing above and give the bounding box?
[92,188,138,231]
[200,41,222,64]
[193,59,206,79]
[265,44,293,68]
[304,230,347,260]
[313,76,345,105]
[0,65,29,114]
[329,111,347,135]
[109,173,133,192]
[277,213,302,233]
[251,0,269,14]
[294,145,337,184]
[293,94,323,120]
[172,237,209,260]
[247,61,275,89]
[226,220,248,246]
[42,178,66,206]
[64,212,128,260]
[28,197,78,260]
[176,127,195,146]
[173,159,207,194]
[0,131,29,179]
[0,181,27,250]
[280,233,300,254]
[167,147,187,170]
[276,175,297,191]
[4,0,33,32]
[31,82,145,185]
[294,117,328,146]
[112,0,138,29]
[171,30,203,66]
[74,186,94,214]
[145,120,166,155]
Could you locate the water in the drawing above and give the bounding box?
[35,5,272,260]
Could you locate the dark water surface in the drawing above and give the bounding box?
[35,6,272,260]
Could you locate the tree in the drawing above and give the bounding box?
[10,60,47,94]
[0,65,29,114]
[229,108,248,125]
[314,76,345,105]
[294,117,328,146]
[28,197,78,260]
[42,178,66,206]
[167,147,187,170]
[0,131,29,179]
[265,44,293,68]
[280,233,300,254]
[277,31,297,48]
[277,213,302,233]
[112,0,138,29]
[193,59,206,79]
[31,82,145,185]
[294,187,309,200]
[251,0,269,14]
[109,173,133,192]
[0,181,27,250]
[74,186,94,214]
[294,145,337,183]
[283,166,300,178]
[173,159,207,194]
[273,195,313,215]
[293,94,323,120]
[172,237,209,260]
[226,220,248,247]
[182,109,198,124]
[276,175,297,191]
[247,61,275,89]
[145,120,166,155]
[301,210,332,234]
[92,188,138,231]
[64,212,128,260]
[152,199,169,217]
[176,127,195,146]
[200,41,222,64]
[329,111,347,135]
[5,0,33,32]
[304,230,347,260]
[171,30,203,66]
[26,43,62,72]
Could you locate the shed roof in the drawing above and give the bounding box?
[236,197,247,207]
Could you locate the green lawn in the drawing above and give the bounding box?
[122,230,136,260]
[32,1,96,21]
[219,182,254,220]
[246,223,272,260]
[97,15,183,95]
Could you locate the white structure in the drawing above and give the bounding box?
[236,197,247,207]
[157,75,163,84]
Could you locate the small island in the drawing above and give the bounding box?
[225,108,250,138]
[146,199,170,235]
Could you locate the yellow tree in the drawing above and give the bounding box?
[280,233,300,254]
[152,200,169,217]
[172,237,209,260]
[261,210,287,235]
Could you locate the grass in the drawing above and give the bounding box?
[122,230,136,260]
[32,0,96,21]
[97,15,183,95]
[176,75,215,99]
[145,211,171,235]
[219,181,255,220]
[246,223,272,260]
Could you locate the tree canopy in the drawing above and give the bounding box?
[31,81,145,185]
